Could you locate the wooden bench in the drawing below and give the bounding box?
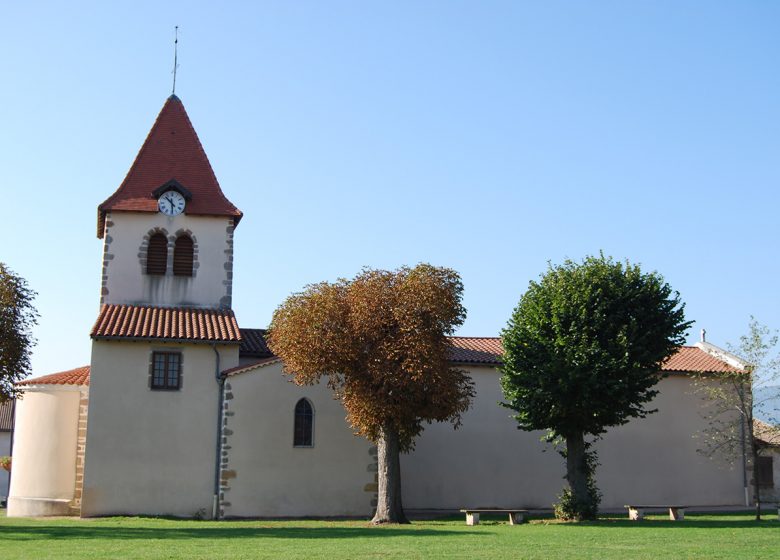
[761,503,780,520]
[624,504,687,521]
[460,508,529,525]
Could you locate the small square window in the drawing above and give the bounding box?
[151,352,181,390]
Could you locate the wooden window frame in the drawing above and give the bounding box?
[293,398,314,448]
[150,351,182,391]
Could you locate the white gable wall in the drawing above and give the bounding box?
[223,362,374,518]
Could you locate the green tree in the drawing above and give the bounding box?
[694,318,780,520]
[500,255,691,520]
[267,264,474,524]
[0,263,38,401]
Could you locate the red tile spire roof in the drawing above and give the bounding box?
[97,95,242,238]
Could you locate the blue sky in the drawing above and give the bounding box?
[1,1,778,376]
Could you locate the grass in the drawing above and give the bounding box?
[0,511,777,559]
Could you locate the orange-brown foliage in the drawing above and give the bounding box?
[267,264,474,450]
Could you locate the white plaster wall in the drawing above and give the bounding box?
[1,431,11,499]
[81,354,745,518]
[401,365,560,510]
[226,362,373,518]
[402,368,745,509]
[81,340,238,517]
[8,388,81,503]
[594,375,743,507]
[102,212,234,309]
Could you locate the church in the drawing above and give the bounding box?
[7,95,751,519]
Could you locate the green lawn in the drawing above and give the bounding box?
[0,511,777,559]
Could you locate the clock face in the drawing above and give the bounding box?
[158,190,186,216]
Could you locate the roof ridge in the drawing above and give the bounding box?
[172,97,232,213]
[223,356,281,378]
[106,303,235,313]
[448,335,500,340]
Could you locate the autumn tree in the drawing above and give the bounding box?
[694,318,780,520]
[0,263,38,401]
[500,255,690,520]
[267,264,474,524]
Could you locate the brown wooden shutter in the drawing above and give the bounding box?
[173,235,194,276]
[757,456,774,487]
[146,234,168,275]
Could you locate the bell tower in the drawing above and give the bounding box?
[82,96,243,518]
[96,94,242,309]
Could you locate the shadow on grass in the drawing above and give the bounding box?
[0,525,481,542]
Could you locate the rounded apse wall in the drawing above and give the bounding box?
[7,385,82,516]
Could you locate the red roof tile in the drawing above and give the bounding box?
[755,419,780,447]
[661,346,743,373]
[97,95,242,238]
[91,304,242,343]
[449,337,503,364]
[447,338,744,374]
[17,366,90,387]
[229,331,741,374]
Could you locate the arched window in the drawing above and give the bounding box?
[146,233,168,275]
[293,398,314,447]
[173,235,194,277]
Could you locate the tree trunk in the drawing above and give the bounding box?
[371,421,409,524]
[566,432,591,517]
[751,442,762,521]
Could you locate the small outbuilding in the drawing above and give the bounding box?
[754,419,780,503]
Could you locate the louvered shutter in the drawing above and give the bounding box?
[173,235,194,276]
[146,234,168,275]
